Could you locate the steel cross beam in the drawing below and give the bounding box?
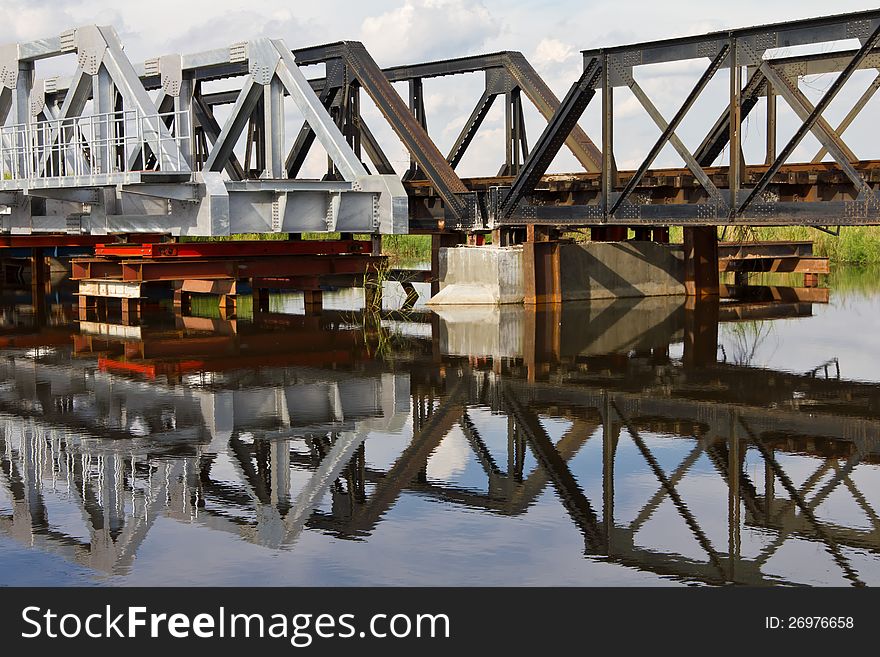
[738,21,880,214]
[757,61,864,190]
[611,44,730,215]
[812,72,880,162]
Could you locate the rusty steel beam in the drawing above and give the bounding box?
[118,254,383,282]
[94,239,371,259]
[719,256,829,274]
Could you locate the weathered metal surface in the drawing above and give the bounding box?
[94,239,370,258]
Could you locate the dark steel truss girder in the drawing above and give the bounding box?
[490,10,880,227]
[495,197,880,226]
[739,22,880,214]
[279,49,603,174]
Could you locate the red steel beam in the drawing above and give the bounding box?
[120,254,384,282]
[94,239,371,259]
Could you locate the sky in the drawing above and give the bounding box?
[3,0,878,177]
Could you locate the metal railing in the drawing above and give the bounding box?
[0,109,191,182]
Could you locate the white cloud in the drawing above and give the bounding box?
[532,38,575,67]
[361,0,501,64]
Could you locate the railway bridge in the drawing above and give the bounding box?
[0,10,878,308]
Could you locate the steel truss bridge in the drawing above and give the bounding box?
[1,298,879,585]
[1,10,880,237]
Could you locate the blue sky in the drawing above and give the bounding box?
[3,1,878,176]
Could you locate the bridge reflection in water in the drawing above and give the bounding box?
[0,286,878,586]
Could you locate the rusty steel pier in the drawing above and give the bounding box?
[1,10,877,308]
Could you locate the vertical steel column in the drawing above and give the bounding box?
[93,65,115,175]
[263,75,285,178]
[765,82,776,166]
[13,60,34,178]
[601,51,615,222]
[176,72,196,170]
[728,37,742,215]
[503,87,525,175]
[344,82,362,159]
[405,78,427,180]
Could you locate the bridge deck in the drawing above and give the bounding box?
[407,160,880,228]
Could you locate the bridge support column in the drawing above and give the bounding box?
[120,298,141,323]
[523,226,561,304]
[683,226,719,297]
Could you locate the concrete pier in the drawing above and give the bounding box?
[428,241,688,305]
[427,246,524,305]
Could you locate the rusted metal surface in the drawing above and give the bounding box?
[118,254,383,282]
[683,227,719,297]
[719,256,829,274]
[93,239,370,258]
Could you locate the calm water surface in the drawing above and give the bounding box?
[1,269,880,586]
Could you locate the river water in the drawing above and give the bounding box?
[1,268,879,586]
